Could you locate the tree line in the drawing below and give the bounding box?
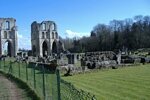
[62,15,150,53]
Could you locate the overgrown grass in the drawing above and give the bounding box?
[62,64,150,100]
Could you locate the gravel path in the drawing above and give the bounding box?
[0,74,28,100]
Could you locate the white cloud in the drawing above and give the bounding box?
[65,29,89,38]
[17,33,31,50]
[17,33,23,39]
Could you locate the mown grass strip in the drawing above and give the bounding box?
[63,64,150,100]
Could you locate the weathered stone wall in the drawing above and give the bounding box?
[0,18,18,57]
[31,21,64,57]
[81,51,118,69]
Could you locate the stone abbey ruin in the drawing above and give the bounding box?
[0,18,150,100]
[0,17,149,74]
[0,18,18,57]
[31,21,64,57]
[0,18,64,58]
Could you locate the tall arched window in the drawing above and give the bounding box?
[51,23,55,30]
[42,23,46,30]
[56,32,58,39]
[5,21,10,30]
[42,41,48,57]
[52,32,54,39]
[42,32,45,38]
[46,32,48,38]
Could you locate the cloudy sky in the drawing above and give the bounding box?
[0,0,150,49]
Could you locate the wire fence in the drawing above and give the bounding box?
[0,58,96,100]
[0,58,58,100]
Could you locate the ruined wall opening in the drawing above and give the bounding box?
[58,41,64,53]
[56,32,58,39]
[3,40,12,57]
[51,23,55,30]
[42,41,48,57]
[5,21,10,30]
[42,32,45,38]
[52,41,57,54]
[52,32,54,39]
[42,23,46,30]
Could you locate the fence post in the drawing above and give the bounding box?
[26,62,28,81]
[33,63,36,88]
[42,64,46,100]
[56,69,61,100]
[18,61,21,78]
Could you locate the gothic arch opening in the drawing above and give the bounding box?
[3,40,12,57]
[5,21,10,30]
[51,23,55,30]
[42,32,45,38]
[42,23,46,30]
[52,41,57,54]
[42,41,48,57]
[56,32,58,39]
[58,41,63,53]
[52,32,54,39]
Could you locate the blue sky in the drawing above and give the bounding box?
[0,0,150,49]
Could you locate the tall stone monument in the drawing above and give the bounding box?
[0,18,18,57]
[31,21,63,57]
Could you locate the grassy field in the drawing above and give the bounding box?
[62,64,150,100]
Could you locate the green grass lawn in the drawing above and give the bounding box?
[62,64,150,100]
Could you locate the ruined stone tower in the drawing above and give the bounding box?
[31,21,63,57]
[0,18,18,57]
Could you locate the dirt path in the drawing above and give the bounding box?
[0,74,28,100]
